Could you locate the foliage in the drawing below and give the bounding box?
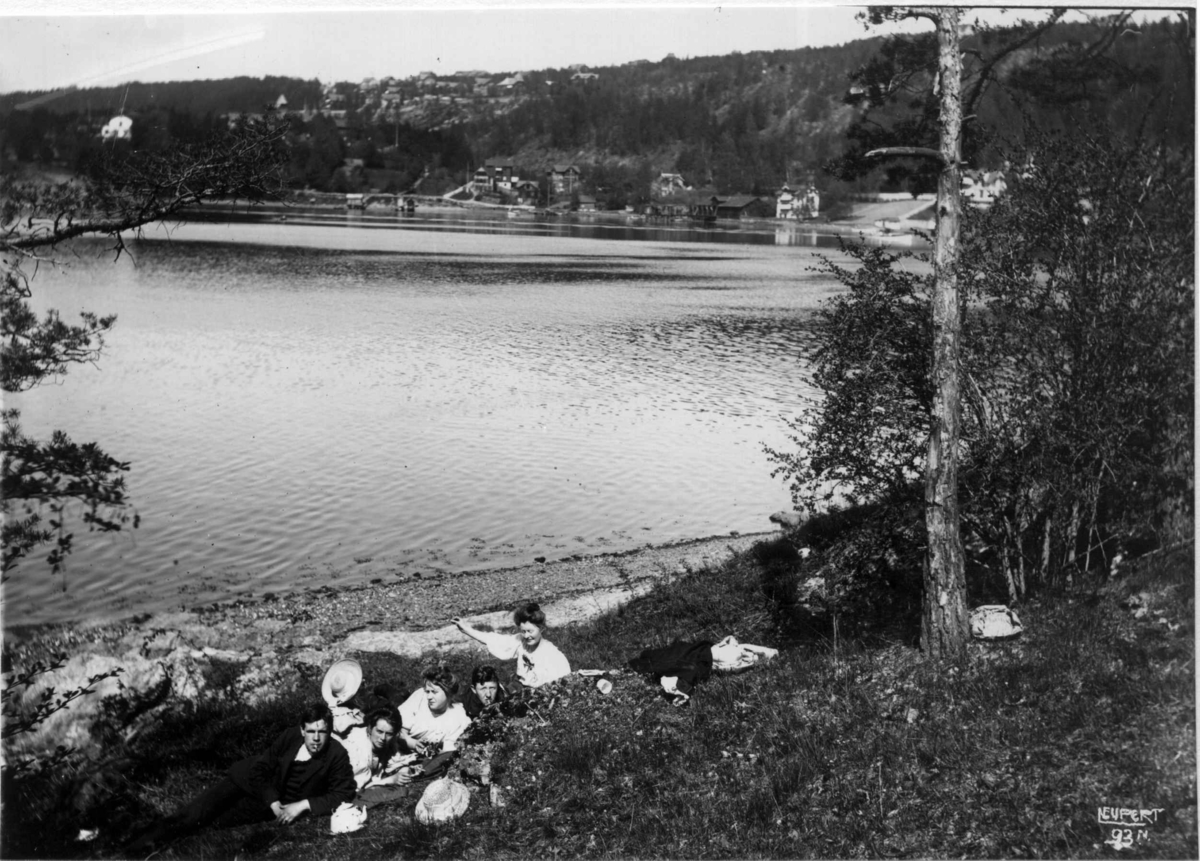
[830,12,1192,192]
[768,244,933,514]
[1,411,136,579]
[0,654,123,773]
[771,128,1194,604]
[957,129,1194,598]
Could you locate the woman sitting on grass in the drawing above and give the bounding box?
[398,664,472,756]
[340,706,405,790]
[453,602,571,689]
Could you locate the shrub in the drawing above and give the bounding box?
[770,127,1194,604]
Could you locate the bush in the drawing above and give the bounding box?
[770,127,1194,604]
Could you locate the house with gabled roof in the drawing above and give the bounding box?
[548,164,581,196]
[651,172,689,198]
[715,195,772,220]
[474,157,518,192]
[498,72,526,92]
[514,179,541,205]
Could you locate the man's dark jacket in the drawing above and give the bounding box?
[227,725,355,816]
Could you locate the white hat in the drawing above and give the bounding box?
[330,802,367,834]
[321,659,363,706]
[415,778,470,825]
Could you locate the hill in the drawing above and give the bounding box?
[0,14,1189,204]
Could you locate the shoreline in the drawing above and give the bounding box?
[195,196,931,245]
[5,530,778,651]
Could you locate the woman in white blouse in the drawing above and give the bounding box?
[340,706,404,790]
[397,665,472,755]
[453,602,571,689]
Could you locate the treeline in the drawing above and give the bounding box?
[0,76,323,118]
[0,15,1189,199]
[472,16,1191,195]
[475,41,884,196]
[286,114,471,194]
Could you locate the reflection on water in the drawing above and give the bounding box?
[5,217,851,626]
[188,202,924,250]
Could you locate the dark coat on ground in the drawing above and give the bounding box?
[125,724,358,854]
[229,725,356,816]
[628,639,714,694]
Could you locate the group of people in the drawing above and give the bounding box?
[126,601,570,855]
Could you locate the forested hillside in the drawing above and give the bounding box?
[0,13,1189,204]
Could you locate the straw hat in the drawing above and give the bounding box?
[321,659,363,706]
[415,778,470,824]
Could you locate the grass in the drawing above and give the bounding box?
[2,538,1194,860]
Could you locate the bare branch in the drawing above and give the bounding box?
[865,146,947,165]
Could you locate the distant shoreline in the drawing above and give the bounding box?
[189,196,932,247]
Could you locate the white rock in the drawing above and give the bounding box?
[769,511,803,528]
[969,605,1023,639]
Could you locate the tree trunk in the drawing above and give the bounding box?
[1041,513,1053,583]
[920,6,970,660]
[1065,500,1081,586]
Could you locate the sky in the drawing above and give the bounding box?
[0,1,1185,95]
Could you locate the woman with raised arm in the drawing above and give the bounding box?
[453,601,571,689]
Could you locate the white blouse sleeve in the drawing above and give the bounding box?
[339,729,373,790]
[475,630,520,661]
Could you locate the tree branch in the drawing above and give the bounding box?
[962,9,1067,118]
[865,146,948,165]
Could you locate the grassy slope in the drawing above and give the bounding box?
[4,540,1194,860]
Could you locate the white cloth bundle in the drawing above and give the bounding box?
[710,636,779,672]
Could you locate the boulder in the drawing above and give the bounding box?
[769,511,803,528]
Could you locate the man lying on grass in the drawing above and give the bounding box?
[125,702,356,856]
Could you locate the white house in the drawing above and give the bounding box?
[962,169,1007,208]
[100,114,133,141]
[776,183,820,219]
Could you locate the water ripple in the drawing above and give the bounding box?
[2,222,850,626]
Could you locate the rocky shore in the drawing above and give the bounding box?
[5,531,776,762]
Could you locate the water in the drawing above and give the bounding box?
[5,211,855,626]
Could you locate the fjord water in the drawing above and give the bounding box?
[6,215,847,626]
